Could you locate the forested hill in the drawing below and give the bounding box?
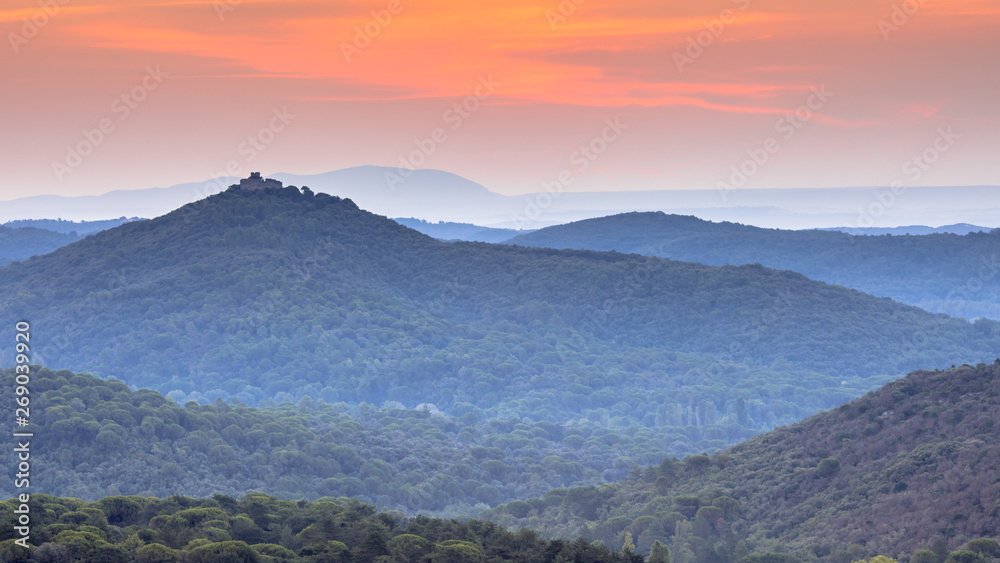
[0,226,81,266]
[0,187,996,419]
[504,212,1000,320]
[486,362,1000,561]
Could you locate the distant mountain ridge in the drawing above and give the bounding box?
[821,223,989,236]
[393,218,532,243]
[2,216,144,234]
[505,211,1000,320]
[3,166,999,229]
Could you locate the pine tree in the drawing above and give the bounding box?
[649,540,671,563]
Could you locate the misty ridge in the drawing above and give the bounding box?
[1,175,999,563]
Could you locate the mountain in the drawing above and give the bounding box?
[393,218,532,243]
[485,362,1000,561]
[504,212,1000,320]
[822,223,990,236]
[5,167,1000,230]
[2,217,144,235]
[273,167,513,223]
[0,187,996,446]
[0,226,81,266]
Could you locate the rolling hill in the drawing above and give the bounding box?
[486,362,1000,561]
[0,187,996,441]
[505,212,1000,320]
[392,218,531,243]
[0,366,717,513]
[0,218,145,266]
[0,226,81,266]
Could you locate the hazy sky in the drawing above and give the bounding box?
[2,0,998,200]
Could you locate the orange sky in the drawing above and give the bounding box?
[1,0,998,199]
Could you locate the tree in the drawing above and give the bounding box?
[387,534,433,563]
[966,540,1000,559]
[353,528,390,561]
[185,541,260,563]
[911,551,939,563]
[622,532,635,554]
[816,458,841,478]
[134,543,180,563]
[649,540,672,563]
[945,551,986,563]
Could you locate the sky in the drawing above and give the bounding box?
[1,0,998,200]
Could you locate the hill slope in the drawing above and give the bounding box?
[486,362,1000,561]
[3,366,743,513]
[393,217,531,243]
[0,226,81,266]
[0,188,996,430]
[505,212,1000,320]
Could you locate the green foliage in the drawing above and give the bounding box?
[649,540,671,563]
[966,539,1000,558]
[816,457,840,477]
[911,550,940,563]
[0,493,640,562]
[1,190,992,423]
[0,367,802,514]
[739,553,801,563]
[485,364,1000,560]
[946,551,987,563]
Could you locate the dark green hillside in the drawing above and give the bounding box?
[505,212,1000,320]
[0,366,879,513]
[0,493,644,562]
[486,362,1000,561]
[0,226,81,266]
[0,188,996,426]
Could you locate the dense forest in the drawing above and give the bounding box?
[0,493,646,562]
[505,212,1000,320]
[485,362,1000,561]
[0,188,995,420]
[1,217,143,235]
[0,366,890,513]
[0,226,81,266]
[0,218,143,266]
